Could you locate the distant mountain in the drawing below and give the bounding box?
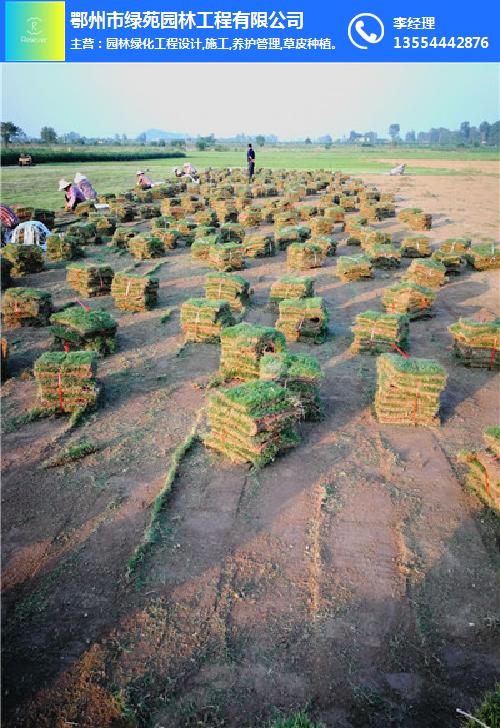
[140,128,187,141]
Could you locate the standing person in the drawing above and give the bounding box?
[74,172,97,199]
[136,170,153,189]
[59,178,85,211]
[247,143,256,180]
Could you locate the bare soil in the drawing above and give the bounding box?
[1,173,499,728]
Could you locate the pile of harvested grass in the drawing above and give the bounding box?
[336,255,373,282]
[50,306,117,354]
[129,234,164,260]
[208,243,245,272]
[34,351,99,414]
[269,275,314,311]
[191,236,219,260]
[244,233,275,258]
[287,243,324,270]
[2,287,52,328]
[275,226,310,250]
[448,318,500,369]
[220,323,287,380]
[111,272,159,312]
[2,244,44,276]
[368,244,401,268]
[402,258,446,288]
[439,237,471,254]
[220,222,245,244]
[180,298,234,342]
[465,243,500,270]
[383,282,436,319]
[399,208,432,230]
[431,249,463,273]
[458,429,500,510]
[276,297,328,342]
[351,310,409,355]
[309,235,336,258]
[239,207,263,227]
[111,228,136,249]
[205,272,250,311]
[46,233,83,261]
[400,235,432,258]
[259,352,323,420]
[66,263,114,297]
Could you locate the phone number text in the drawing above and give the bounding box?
[395,36,489,49]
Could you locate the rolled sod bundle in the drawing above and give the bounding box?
[204,380,302,466]
[111,272,159,312]
[276,297,328,343]
[220,323,287,380]
[400,235,432,258]
[109,202,136,222]
[244,233,275,258]
[2,244,44,277]
[458,448,500,511]
[399,208,432,231]
[219,222,245,244]
[309,235,336,258]
[368,244,401,268]
[287,243,324,270]
[439,237,471,254]
[297,205,319,221]
[180,298,235,343]
[34,351,99,414]
[129,234,165,260]
[50,306,117,354]
[484,426,500,457]
[351,310,409,355]
[205,272,250,311]
[191,236,219,261]
[1,337,8,381]
[375,353,447,427]
[46,233,84,261]
[259,352,323,420]
[383,282,436,319]
[193,209,218,227]
[2,288,52,328]
[431,249,463,273]
[336,255,373,282]
[464,243,500,271]
[448,318,500,369]
[402,258,446,288]
[1,257,13,289]
[66,222,96,246]
[275,226,311,250]
[111,228,136,249]
[269,275,315,311]
[66,263,114,297]
[208,243,245,272]
[239,208,263,227]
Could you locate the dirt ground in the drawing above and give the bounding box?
[1,173,499,728]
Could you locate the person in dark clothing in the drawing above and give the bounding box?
[247,143,255,179]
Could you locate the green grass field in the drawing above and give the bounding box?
[1,146,498,210]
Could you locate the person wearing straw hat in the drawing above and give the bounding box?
[136,170,153,189]
[59,178,85,211]
[74,172,97,200]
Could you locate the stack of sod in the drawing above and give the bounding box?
[205,272,250,312]
[160,197,183,218]
[2,244,44,276]
[359,228,392,251]
[458,429,500,510]
[309,217,334,236]
[402,259,446,288]
[276,297,328,342]
[180,298,235,343]
[2,288,53,329]
[351,311,409,355]
[180,194,204,213]
[50,307,117,354]
[259,352,323,420]
[110,202,136,222]
[219,222,245,243]
[309,235,336,258]
[220,323,287,380]
[239,208,262,227]
[111,272,159,312]
[208,244,244,272]
[66,222,96,246]
[323,206,345,223]
[66,263,114,297]
[138,204,161,220]
[34,351,99,414]
[129,234,164,260]
[111,228,136,249]
[244,233,275,258]
[368,244,401,268]
[204,380,301,466]
[195,225,220,240]
[1,258,13,289]
[359,204,382,223]
[287,243,324,270]
[176,218,198,236]
[269,276,315,311]
[448,318,500,369]
[375,354,447,427]
[431,249,463,273]
[464,243,500,271]
[1,337,7,381]
[346,222,367,246]
[275,226,311,250]
[383,282,436,319]
[94,216,116,244]
[440,237,471,254]
[154,228,184,250]
[274,210,298,228]
[191,236,219,261]
[74,200,95,217]
[336,255,373,282]
[339,195,356,210]
[46,233,84,261]
[345,216,368,236]
[193,209,218,227]
[400,235,432,258]
[399,208,432,231]
[297,205,318,221]
[213,200,238,223]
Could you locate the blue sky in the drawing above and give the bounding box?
[2,63,499,138]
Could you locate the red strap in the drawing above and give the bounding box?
[58,371,64,411]
[64,341,70,353]
[490,340,497,370]
[389,343,410,358]
[484,471,490,494]
[413,384,420,422]
[76,299,91,312]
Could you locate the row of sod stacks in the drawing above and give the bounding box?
[204,381,302,466]
[399,208,432,231]
[34,351,99,414]
[46,233,84,261]
[2,244,44,276]
[440,237,471,254]
[276,297,328,342]
[368,244,401,268]
[259,352,323,420]
[375,353,447,427]
[275,226,310,250]
[465,243,500,271]
[205,272,250,311]
[208,244,244,271]
[220,323,287,380]
[67,263,114,297]
[458,428,500,510]
[448,318,500,369]
[336,255,373,282]
[403,258,446,288]
[50,307,117,354]
[180,298,235,342]
[112,228,136,249]
[351,311,409,355]
[1,258,13,289]
[400,235,432,258]
[431,249,463,273]
[2,288,52,329]
[111,272,159,312]
[287,243,324,270]
[244,234,275,258]
[383,282,435,319]
[129,234,164,260]
[269,276,314,311]
[1,337,7,381]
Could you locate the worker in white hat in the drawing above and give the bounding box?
[136,170,153,189]
[74,172,97,200]
[59,178,85,211]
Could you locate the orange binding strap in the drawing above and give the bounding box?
[389,343,410,359]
